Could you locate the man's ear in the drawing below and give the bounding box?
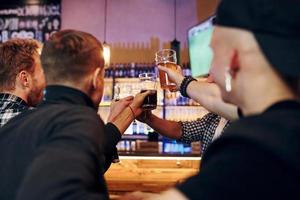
[92,68,102,89]
[18,70,32,89]
[229,50,240,78]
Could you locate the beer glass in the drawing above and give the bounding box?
[139,73,157,110]
[155,49,177,91]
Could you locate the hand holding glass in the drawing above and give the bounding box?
[155,49,177,91]
[139,73,157,110]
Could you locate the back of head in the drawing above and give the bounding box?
[41,29,104,85]
[0,38,41,92]
[215,0,300,95]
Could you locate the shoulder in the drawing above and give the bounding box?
[205,111,300,164]
[5,103,105,144]
[213,115,276,150]
[46,104,105,137]
[223,110,300,140]
[39,103,103,124]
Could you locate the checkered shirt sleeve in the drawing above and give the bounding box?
[178,112,230,153]
[0,93,29,127]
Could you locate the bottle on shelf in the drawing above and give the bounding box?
[132,120,138,135]
[138,121,145,135]
[134,63,140,77]
[182,62,192,76]
[130,62,136,78]
[109,63,115,77]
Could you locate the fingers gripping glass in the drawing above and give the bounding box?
[139,73,157,110]
[155,49,177,91]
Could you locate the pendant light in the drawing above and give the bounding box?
[171,0,180,64]
[103,0,110,67]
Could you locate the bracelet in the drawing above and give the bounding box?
[128,105,136,119]
[180,76,197,98]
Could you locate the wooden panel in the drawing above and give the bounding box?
[136,159,196,169]
[105,157,200,195]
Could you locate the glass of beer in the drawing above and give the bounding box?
[139,73,157,110]
[155,49,177,91]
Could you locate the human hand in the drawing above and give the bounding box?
[129,90,152,118]
[107,96,134,122]
[158,65,184,91]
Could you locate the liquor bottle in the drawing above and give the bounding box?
[119,63,124,77]
[134,63,140,77]
[138,122,145,135]
[113,63,119,78]
[124,63,130,77]
[130,62,135,78]
[186,62,192,76]
[109,64,114,77]
[132,120,137,135]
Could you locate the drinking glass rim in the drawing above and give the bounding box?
[155,49,176,57]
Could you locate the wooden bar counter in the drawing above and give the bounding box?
[105,155,201,196]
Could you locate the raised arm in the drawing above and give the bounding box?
[140,111,182,140]
[158,65,238,120]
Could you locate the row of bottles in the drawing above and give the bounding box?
[105,63,155,78]
[165,106,207,121]
[164,91,199,106]
[116,139,195,154]
[101,87,200,106]
[101,84,199,107]
[105,62,192,78]
[162,138,193,154]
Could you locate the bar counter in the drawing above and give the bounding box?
[105,154,201,197]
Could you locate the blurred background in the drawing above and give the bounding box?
[0,0,221,196]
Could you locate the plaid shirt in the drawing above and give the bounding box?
[179,112,230,153]
[0,93,29,127]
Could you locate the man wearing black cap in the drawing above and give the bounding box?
[123,0,300,199]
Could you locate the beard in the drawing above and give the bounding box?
[27,78,45,107]
[27,87,44,107]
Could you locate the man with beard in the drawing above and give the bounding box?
[0,38,46,127]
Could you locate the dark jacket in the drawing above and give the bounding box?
[0,86,121,200]
[178,100,300,200]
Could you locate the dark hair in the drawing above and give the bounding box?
[41,29,104,84]
[0,38,40,91]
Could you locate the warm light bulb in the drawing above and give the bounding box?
[103,43,110,68]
